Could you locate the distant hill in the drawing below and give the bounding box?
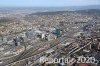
[68,5,100,10]
[0,5,100,13]
[26,9,100,16]
[28,11,69,15]
[24,9,100,25]
[76,9,100,16]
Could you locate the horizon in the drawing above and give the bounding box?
[0,5,100,8]
[0,0,100,7]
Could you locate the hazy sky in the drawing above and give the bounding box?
[0,0,100,7]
